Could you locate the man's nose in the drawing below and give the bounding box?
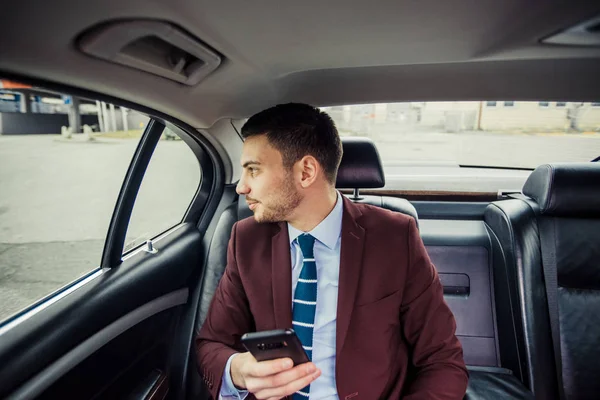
[236,179,249,195]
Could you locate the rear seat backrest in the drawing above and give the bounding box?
[521,163,600,400]
[485,162,600,400]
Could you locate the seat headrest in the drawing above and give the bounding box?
[522,163,600,217]
[335,137,385,189]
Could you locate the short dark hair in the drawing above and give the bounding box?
[241,103,343,184]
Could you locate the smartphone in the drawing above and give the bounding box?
[241,328,310,366]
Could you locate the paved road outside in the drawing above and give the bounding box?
[0,130,599,321]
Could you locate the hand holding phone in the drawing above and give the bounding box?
[229,329,320,398]
[241,328,310,365]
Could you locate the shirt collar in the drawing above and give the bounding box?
[287,191,343,250]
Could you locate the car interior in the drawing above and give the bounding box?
[1,1,600,399]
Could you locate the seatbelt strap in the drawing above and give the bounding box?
[538,217,566,400]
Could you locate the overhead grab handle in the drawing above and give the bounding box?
[78,20,222,86]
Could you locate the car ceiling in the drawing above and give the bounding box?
[1,0,600,128]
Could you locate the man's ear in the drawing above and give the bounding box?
[297,156,319,188]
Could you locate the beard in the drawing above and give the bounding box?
[253,173,301,223]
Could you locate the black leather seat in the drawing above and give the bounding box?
[466,367,534,400]
[485,163,600,400]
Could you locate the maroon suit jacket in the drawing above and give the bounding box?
[196,196,468,399]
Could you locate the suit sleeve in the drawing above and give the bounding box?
[400,217,469,399]
[195,222,255,399]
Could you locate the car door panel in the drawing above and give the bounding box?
[38,308,178,400]
[0,102,223,399]
[0,223,204,399]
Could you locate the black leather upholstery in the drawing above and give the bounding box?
[485,162,600,400]
[196,203,238,329]
[527,163,600,399]
[465,368,534,400]
[522,163,600,217]
[550,218,600,399]
[189,205,239,400]
[347,194,418,226]
[484,200,558,399]
[559,284,600,399]
[335,137,385,189]
[553,219,600,290]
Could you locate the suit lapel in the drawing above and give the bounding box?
[336,196,366,357]
[272,222,293,329]
[269,197,366,351]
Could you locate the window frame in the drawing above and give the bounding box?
[0,72,222,326]
[101,119,164,267]
[120,123,210,257]
[102,118,219,267]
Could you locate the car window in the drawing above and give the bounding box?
[0,79,155,322]
[322,101,600,192]
[124,127,201,253]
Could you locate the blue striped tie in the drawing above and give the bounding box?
[292,233,317,400]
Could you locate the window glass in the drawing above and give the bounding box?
[0,79,150,321]
[124,128,201,253]
[322,101,600,192]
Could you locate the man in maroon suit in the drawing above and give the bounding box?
[196,103,468,399]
